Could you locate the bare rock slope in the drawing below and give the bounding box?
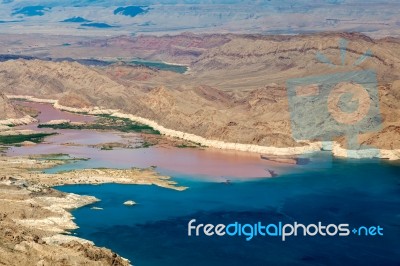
[0,33,399,151]
[0,93,24,120]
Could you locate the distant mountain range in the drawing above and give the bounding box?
[61,16,91,23]
[113,6,148,17]
[0,1,399,37]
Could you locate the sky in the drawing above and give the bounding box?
[0,1,399,37]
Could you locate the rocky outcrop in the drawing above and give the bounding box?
[0,155,187,266]
[0,93,37,126]
[0,171,130,266]
[57,92,92,109]
[0,93,23,120]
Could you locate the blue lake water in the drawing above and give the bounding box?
[11,102,399,265]
[58,157,400,266]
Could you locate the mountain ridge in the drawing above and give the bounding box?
[0,32,399,153]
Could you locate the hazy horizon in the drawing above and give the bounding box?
[0,0,399,37]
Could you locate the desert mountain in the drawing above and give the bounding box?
[0,33,399,150]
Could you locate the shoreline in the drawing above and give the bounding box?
[0,155,187,265]
[0,115,37,126]
[6,95,400,161]
[0,156,133,265]
[33,168,187,191]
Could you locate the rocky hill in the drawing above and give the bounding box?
[0,93,24,120]
[190,32,400,89]
[0,32,399,151]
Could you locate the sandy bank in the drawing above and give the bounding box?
[31,168,187,191]
[332,142,400,160]
[0,115,37,126]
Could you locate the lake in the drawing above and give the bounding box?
[10,101,400,265]
[130,60,188,74]
[58,158,400,266]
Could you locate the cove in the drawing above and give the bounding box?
[58,158,400,266]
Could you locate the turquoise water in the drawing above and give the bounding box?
[58,158,400,266]
[130,60,188,73]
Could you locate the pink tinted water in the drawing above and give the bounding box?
[9,102,290,179]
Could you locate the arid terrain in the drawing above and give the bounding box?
[0,31,399,265]
[0,154,185,265]
[1,32,399,155]
[0,0,398,264]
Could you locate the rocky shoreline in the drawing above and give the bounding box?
[0,155,186,265]
[0,116,37,126]
[7,95,400,161]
